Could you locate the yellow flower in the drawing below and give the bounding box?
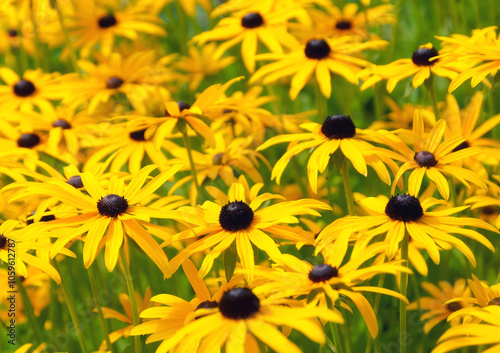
[251,36,387,99]
[257,114,394,193]
[407,279,472,333]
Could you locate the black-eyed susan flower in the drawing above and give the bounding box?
[359,43,461,93]
[451,274,500,309]
[466,194,500,229]
[251,36,387,99]
[66,0,166,58]
[165,176,331,279]
[407,279,472,333]
[316,193,497,266]
[372,111,486,200]
[0,68,64,112]
[257,114,394,193]
[18,164,187,276]
[135,285,343,353]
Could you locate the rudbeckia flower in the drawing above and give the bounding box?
[316,193,497,266]
[192,1,307,72]
[0,68,64,112]
[257,114,394,193]
[465,194,500,229]
[135,285,343,353]
[18,164,187,276]
[407,279,472,333]
[250,248,410,338]
[447,274,500,311]
[359,43,460,93]
[251,36,387,99]
[66,0,166,58]
[371,111,487,200]
[165,176,331,279]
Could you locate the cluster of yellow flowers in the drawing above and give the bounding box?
[1,0,500,352]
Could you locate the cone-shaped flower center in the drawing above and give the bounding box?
[385,194,424,222]
[308,264,339,282]
[219,288,260,319]
[97,194,128,217]
[411,47,439,66]
[195,300,219,310]
[481,206,497,215]
[321,114,356,140]
[129,129,147,141]
[241,12,264,28]
[17,133,40,149]
[177,101,191,111]
[452,140,469,152]
[8,29,18,37]
[305,39,331,59]
[98,14,117,28]
[335,20,352,30]
[67,175,84,188]
[53,119,72,129]
[414,151,438,167]
[14,79,36,97]
[488,297,500,306]
[26,211,55,225]
[0,235,7,250]
[219,201,254,232]
[106,76,124,89]
[446,302,462,312]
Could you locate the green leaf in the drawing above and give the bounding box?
[223,241,237,282]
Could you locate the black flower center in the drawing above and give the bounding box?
[321,114,356,140]
[195,300,219,310]
[67,175,84,188]
[177,101,191,111]
[481,206,497,216]
[452,140,470,152]
[219,288,260,319]
[446,302,462,312]
[219,201,254,232]
[14,79,36,97]
[8,29,18,37]
[98,14,117,28]
[308,264,339,283]
[414,151,438,167]
[241,12,264,28]
[411,47,439,66]
[335,20,352,30]
[53,119,72,129]
[385,194,424,222]
[305,39,331,59]
[488,297,500,306]
[106,76,124,89]
[0,235,7,250]
[97,194,128,217]
[17,133,41,149]
[129,129,147,141]
[26,210,55,225]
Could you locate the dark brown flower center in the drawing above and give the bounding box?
[414,151,438,167]
[321,114,356,139]
[481,206,497,216]
[452,140,470,152]
[219,201,254,232]
[241,12,264,28]
[97,194,128,217]
[53,119,72,129]
[212,153,224,166]
[106,76,124,89]
[17,133,41,149]
[129,129,147,141]
[8,29,18,37]
[67,175,84,188]
[98,14,117,28]
[305,39,331,59]
[219,288,260,320]
[14,79,36,97]
[0,235,7,250]
[308,264,339,282]
[177,101,191,111]
[335,20,352,30]
[385,194,424,222]
[488,297,500,306]
[26,211,55,225]
[446,302,462,312]
[412,47,439,66]
[195,300,219,310]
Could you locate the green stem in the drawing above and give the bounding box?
[16,277,43,345]
[316,79,327,124]
[54,0,80,74]
[425,74,440,121]
[181,128,202,204]
[119,248,142,353]
[340,160,356,216]
[365,274,386,353]
[329,321,345,353]
[400,231,410,353]
[52,260,89,353]
[87,264,114,353]
[340,306,352,353]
